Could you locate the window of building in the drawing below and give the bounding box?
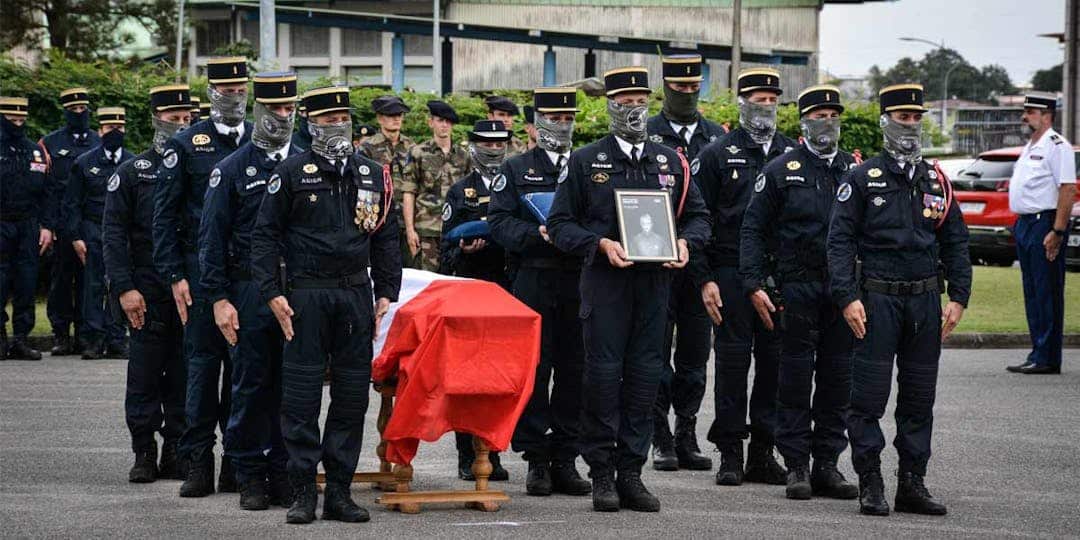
[240,19,260,52]
[404,66,434,93]
[345,66,383,86]
[404,34,432,56]
[342,29,381,57]
[294,66,328,83]
[290,25,329,57]
[197,20,232,56]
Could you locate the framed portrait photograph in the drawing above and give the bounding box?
[614,189,678,262]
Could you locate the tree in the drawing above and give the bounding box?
[867,47,1016,104]
[1032,64,1063,93]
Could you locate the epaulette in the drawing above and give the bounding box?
[1049,133,1063,145]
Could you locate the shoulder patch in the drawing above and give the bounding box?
[302,163,318,174]
[442,202,453,222]
[690,158,701,175]
[492,174,507,192]
[208,168,221,188]
[163,150,178,169]
[192,133,211,146]
[867,168,882,178]
[134,159,152,170]
[837,183,852,202]
[267,174,282,194]
[107,173,120,192]
[786,160,801,171]
[754,174,767,193]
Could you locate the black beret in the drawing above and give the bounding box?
[662,55,703,83]
[1023,92,1057,112]
[879,83,927,113]
[302,86,351,117]
[468,119,513,142]
[372,95,410,115]
[604,66,650,97]
[533,87,578,113]
[59,87,90,107]
[426,100,459,122]
[253,71,298,103]
[0,97,29,116]
[149,84,191,112]
[485,95,520,115]
[206,56,249,85]
[797,85,844,115]
[737,68,782,96]
[523,105,535,124]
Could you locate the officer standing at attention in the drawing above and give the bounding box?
[1006,92,1075,375]
[401,100,470,271]
[291,104,311,152]
[694,67,796,487]
[0,97,54,360]
[359,96,415,258]
[63,107,133,359]
[104,85,192,483]
[485,96,529,156]
[154,56,252,497]
[490,87,592,498]
[547,67,710,513]
[645,54,725,472]
[439,119,513,483]
[828,83,971,517]
[740,85,859,501]
[190,97,202,124]
[199,72,301,511]
[252,86,401,525]
[40,87,100,356]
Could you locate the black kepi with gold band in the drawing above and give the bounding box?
[206,56,249,84]
[252,71,298,151]
[604,66,650,96]
[798,84,844,115]
[534,87,579,112]
[302,86,353,161]
[302,86,350,117]
[253,71,298,104]
[189,97,202,121]
[60,87,90,108]
[0,96,29,116]
[737,68,782,95]
[150,84,191,112]
[1022,91,1057,112]
[662,54,703,83]
[878,83,928,113]
[98,107,126,125]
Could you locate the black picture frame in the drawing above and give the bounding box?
[614,189,678,262]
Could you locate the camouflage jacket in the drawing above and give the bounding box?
[402,138,471,236]
[358,131,415,207]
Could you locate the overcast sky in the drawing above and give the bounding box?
[819,0,1066,85]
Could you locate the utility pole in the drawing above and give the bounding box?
[433,0,441,95]
[1065,0,1078,141]
[175,0,185,82]
[260,0,277,68]
[731,0,742,93]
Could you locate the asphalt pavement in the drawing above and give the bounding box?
[1,349,1078,539]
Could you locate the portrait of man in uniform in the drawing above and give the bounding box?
[616,190,678,261]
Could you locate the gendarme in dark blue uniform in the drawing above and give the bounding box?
[828,83,971,517]
[645,54,726,472]
[741,85,859,501]
[199,71,302,510]
[40,87,99,353]
[104,84,192,483]
[548,67,710,513]
[153,56,253,496]
[692,68,797,487]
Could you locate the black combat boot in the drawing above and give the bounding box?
[105,341,129,359]
[158,440,179,480]
[785,465,812,500]
[8,339,42,361]
[286,483,318,524]
[50,333,74,356]
[488,452,509,481]
[616,471,660,512]
[550,460,591,496]
[811,459,858,499]
[322,483,370,523]
[179,454,215,497]
[128,441,158,483]
[525,461,552,496]
[858,469,890,516]
[894,471,947,516]
[744,442,786,485]
[674,416,712,470]
[715,443,744,486]
[81,339,104,360]
[268,471,294,507]
[239,479,270,511]
[651,416,678,471]
[218,455,238,493]
[591,470,619,512]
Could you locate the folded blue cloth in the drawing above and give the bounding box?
[521,192,555,224]
[445,220,491,243]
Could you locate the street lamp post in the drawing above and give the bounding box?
[899,37,955,135]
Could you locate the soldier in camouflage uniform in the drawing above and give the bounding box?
[485,96,529,157]
[359,95,415,216]
[401,101,471,271]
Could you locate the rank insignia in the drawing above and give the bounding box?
[302,163,318,174]
[591,172,609,184]
[867,168,883,178]
[731,170,739,180]
[192,134,211,145]
[786,160,801,171]
[309,193,318,203]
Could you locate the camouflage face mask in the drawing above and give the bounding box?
[738,96,778,145]
[880,114,923,166]
[208,85,247,127]
[251,101,295,152]
[308,119,354,160]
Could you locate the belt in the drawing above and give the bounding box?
[520,257,581,270]
[289,271,368,289]
[781,267,826,283]
[863,276,941,296]
[0,213,30,222]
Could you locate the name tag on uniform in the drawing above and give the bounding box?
[1029,155,1044,161]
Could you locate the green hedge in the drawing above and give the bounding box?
[3,54,907,156]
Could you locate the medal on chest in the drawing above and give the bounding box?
[922,193,946,220]
[355,189,382,232]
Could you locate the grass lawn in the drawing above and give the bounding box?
[5,266,1078,336]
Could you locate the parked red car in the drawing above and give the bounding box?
[950,145,1080,267]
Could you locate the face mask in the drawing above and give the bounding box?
[64,109,90,132]
[607,100,649,144]
[535,113,574,154]
[738,97,778,145]
[208,85,247,127]
[662,85,700,125]
[308,119,354,160]
[251,102,295,152]
[1,116,25,139]
[880,114,923,166]
[469,143,507,179]
[1020,121,1035,138]
[102,129,125,152]
[800,116,840,157]
[151,115,188,154]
